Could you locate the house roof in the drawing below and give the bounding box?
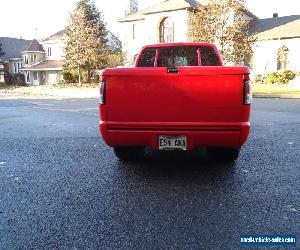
[142,0,202,14]
[119,0,254,22]
[22,39,44,52]
[22,60,64,71]
[40,30,65,43]
[119,12,145,22]
[38,29,121,51]
[251,15,300,40]
[0,37,31,61]
[119,0,208,22]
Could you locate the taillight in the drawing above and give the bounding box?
[243,79,252,105]
[99,80,106,105]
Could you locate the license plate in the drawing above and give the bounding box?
[158,135,187,150]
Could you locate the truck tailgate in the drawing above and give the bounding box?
[102,66,250,127]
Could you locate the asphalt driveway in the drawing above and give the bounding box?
[0,97,299,249]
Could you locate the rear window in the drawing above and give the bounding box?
[137,46,220,67]
[136,48,156,67]
[157,46,198,67]
[200,46,220,66]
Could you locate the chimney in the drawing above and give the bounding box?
[273,13,278,18]
[129,0,138,14]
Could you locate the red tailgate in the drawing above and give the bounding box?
[102,66,250,127]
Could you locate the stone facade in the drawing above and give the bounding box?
[119,0,300,76]
[252,38,300,75]
[120,9,189,65]
[250,15,300,75]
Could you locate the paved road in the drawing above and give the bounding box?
[0,97,299,249]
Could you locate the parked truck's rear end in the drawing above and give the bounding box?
[99,43,252,161]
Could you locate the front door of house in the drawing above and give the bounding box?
[32,71,39,85]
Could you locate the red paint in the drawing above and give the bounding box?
[99,43,251,151]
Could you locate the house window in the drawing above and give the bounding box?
[25,56,28,64]
[33,72,38,81]
[132,24,135,39]
[33,55,37,62]
[159,17,174,43]
[90,72,95,80]
[277,45,289,70]
[48,47,52,56]
[30,55,33,63]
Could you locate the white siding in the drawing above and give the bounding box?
[252,38,300,75]
[41,41,65,60]
[120,9,189,65]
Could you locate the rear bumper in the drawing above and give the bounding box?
[100,122,250,150]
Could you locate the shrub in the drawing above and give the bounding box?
[265,72,279,84]
[4,72,12,85]
[265,70,296,84]
[280,70,296,83]
[107,51,124,68]
[63,71,78,83]
[63,72,72,83]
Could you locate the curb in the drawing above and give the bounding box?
[253,94,300,99]
[2,90,300,100]
[0,92,98,100]
[0,90,98,99]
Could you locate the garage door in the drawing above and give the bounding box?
[48,73,57,84]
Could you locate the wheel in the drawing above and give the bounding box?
[207,147,240,162]
[113,146,144,161]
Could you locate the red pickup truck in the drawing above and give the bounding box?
[99,42,251,161]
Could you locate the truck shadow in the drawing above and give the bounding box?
[116,149,238,180]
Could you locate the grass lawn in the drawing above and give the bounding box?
[1,82,300,97]
[252,83,300,95]
[0,83,98,98]
[0,82,98,89]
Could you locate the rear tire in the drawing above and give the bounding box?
[113,146,144,162]
[207,147,240,162]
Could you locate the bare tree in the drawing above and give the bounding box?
[189,0,256,65]
[64,0,109,84]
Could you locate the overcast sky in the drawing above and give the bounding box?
[0,0,299,40]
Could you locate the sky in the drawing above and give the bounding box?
[0,0,299,40]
